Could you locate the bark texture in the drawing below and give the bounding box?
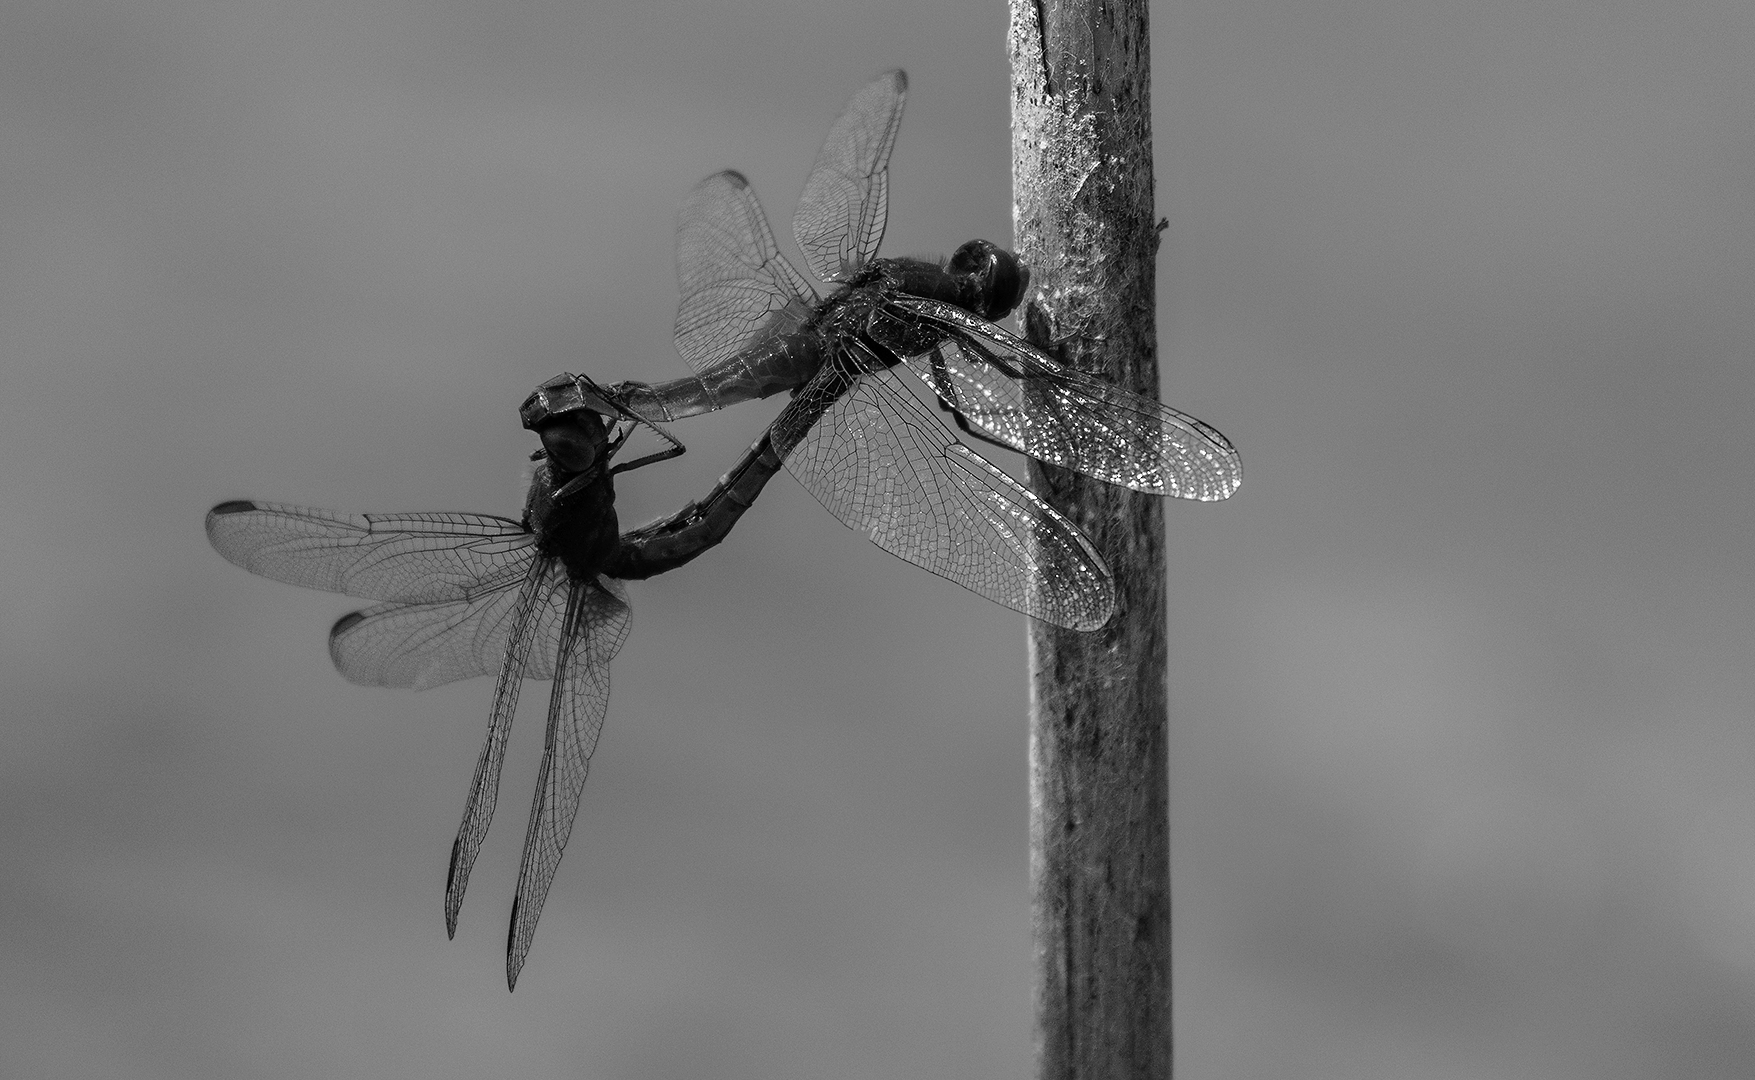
[1009,2,1169,1078]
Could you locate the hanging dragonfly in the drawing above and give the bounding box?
[207,341,1114,988]
[595,69,1240,629]
[206,377,795,989]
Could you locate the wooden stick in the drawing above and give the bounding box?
[1010,2,1171,1076]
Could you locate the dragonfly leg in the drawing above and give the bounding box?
[934,396,1024,456]
[607,420,687,477]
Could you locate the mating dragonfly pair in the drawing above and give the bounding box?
[207,71,1241,989]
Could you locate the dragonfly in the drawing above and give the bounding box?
[206,71,1239,990]
[206,375,828,989]
[596,69,1241,630]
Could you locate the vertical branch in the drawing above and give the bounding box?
[1009,2,1169,1079]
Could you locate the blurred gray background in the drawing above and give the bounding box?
[3,0,1752,1077]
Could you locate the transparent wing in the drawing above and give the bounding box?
[506,576,633,989]
[884,298,1243,502]
[206,500,534,604]
[778,349,1114,631]
[793,70,907,283]
[674,170,817,375]
[444,553,557,940]
[326,556,573,691]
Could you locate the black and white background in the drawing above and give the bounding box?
[3,1,1752,1076]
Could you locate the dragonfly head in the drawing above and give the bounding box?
[948,240,1031,322]
[520,373,616,479]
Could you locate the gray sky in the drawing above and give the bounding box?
[4,1,1753,1077]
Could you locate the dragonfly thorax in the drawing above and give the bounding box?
[524,459,621,577]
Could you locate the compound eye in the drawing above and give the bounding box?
[538,419,603,474]
[947,239,997,278]
[949,240,1029,321]
[988,258,1029,321]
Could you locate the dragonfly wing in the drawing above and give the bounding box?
[781,351,1114,631]
[326,554,570,691]
[884,298,1243,501]
[793,70,907,283]
[443,553,560,939]
[207,501,534,604]
[506,576,632,989]
[674,170,817,375]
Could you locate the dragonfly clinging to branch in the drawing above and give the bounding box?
[596,70,1241,629]
[203,70,1239,992]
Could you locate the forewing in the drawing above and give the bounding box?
[792,70,907,283]
[444,553,556,940]
[674,170,817,375]
[781,352,1114,631]
[207,501,534,604]
[506,576,633,989]
[885,299,1243,501]
[327,555,571,691]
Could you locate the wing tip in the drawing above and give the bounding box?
[697,168,750,193]
[327,610,378,686]
[445,835,467,940]
[505,897,528,992]
[1191,468,1242,503]
[206,500,262,543]
[329,610,367,639]
[1208,455,1244,501]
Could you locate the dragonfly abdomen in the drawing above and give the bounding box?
[613,330,826,423]
[609,432,789,580]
